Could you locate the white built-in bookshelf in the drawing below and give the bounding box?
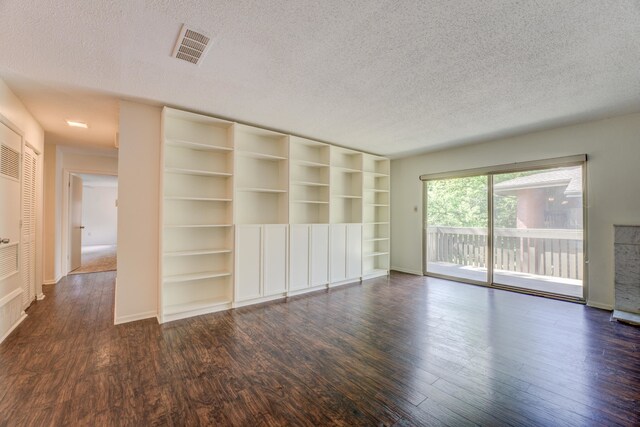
[234,125,289,224]
[362,154,390,278]
[159,107,390,322]
[289,136,330,224]
[330,147,363,223]
[160,108,235,322]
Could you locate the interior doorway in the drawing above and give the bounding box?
[67,173,118,274]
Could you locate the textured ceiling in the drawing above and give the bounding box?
[0,72,119,151]
[1,1,639,156]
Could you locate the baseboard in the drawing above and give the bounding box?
[287,284,328,297]
[160,303,232,323]
[0,312,27,344]
[36,293,45,301]
[328,278,361,288]
[43,274,63,286]
[114,310,157,325]
[362,270,389,280]
[390,266,423,276]
[587,300,613,311]
[612,309,640,325]
[233,294,286,308]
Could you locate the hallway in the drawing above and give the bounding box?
[1,272,639,425]
[69,245,117,275]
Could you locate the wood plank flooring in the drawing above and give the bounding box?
[1,271,639,426]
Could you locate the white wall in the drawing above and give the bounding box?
[43,144,59,284]
[114,101,160,324]
[43,146,118,282]
[0,78,44,342]
[0,80,44,153]
[391,112,640,309]
[82,185,117,246]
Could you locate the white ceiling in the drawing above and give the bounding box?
[0,72,119,151]
[1,1,639,157]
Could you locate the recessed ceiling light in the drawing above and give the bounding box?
[66,120,88,129]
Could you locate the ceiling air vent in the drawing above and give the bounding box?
[172,24,212,65]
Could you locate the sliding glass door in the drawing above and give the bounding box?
[425,176,488,283]
[423,158,585,300]
[492,166,584,297]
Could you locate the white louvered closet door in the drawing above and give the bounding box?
[21,145,37,309]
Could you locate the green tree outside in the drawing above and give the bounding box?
[425,173,525,228]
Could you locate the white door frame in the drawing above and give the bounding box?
[61,169,118,276]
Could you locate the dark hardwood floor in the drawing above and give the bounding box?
[1,271,639,426]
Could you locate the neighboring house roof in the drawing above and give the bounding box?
[494,167,582,197]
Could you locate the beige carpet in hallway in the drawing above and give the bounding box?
[69,245,117,274]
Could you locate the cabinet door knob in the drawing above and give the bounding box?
[0,238,10,244]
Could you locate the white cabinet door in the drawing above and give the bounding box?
[310,224,329,287]
[346,224,362,279]
[289,224,310,291]
[330,224,347,282]
[235,225,262,301]
[263,224,288,296]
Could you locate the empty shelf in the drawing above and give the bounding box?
[291,180,329,187]
[163,297,232,316]
[363,268,389,277]
[364,171,389,177]
[293,159,329,168]
[292,200,329,204]
[164,196,232,202]
[236,187,287,193]
[164,224,233,228]
[365,222,389,225]
[164,249,232,257]
[364,237,389,242]
[166,139,233,152]
[332,166,361,173]
[364,189,390,193]
[364,252,389,257]
[367,203,389,207]
[332,195,362,199]
[164,270,232,284]
[236,150,287,161]
[165,167,232,177]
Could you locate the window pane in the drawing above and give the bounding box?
[492,166,583,297]
[425,176,488,282]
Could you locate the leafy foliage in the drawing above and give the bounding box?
[425,174,525,228]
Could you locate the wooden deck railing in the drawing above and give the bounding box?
[426,226,583,280]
